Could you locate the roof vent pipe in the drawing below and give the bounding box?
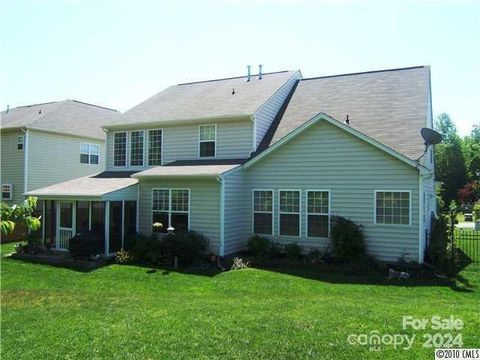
[345,114,350,125]
[258,64,263,80]
[246,65,251,82]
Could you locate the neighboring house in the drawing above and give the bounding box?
[0,99,120,207]
[28,66,436,263]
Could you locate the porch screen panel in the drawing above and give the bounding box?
[124,201,137,239]
[91,201,105,247]
[113,132,127,167]
[130,130,144,166]
[148,130,162,166]
[110,202,122,253]
[44,200,56,246]
[152,189,169,233]
[76,201,89,233]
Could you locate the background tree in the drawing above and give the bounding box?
[462,122,480,181]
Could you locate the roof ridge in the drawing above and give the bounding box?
[302,66,427,81]
[8,101,59,110]
[69,99,119,112]
[177,70,292,86]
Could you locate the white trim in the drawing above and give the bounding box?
[278,189,301,238]
[252,189,274,236]
[112,131,128,168]
[23,128,29,194]
[88,201,92,230]
[219,176,225,256]
[306,189,331,239]
[1,184,13,200]
[129,130,145,167]
[105,201,110,255]
[198,124,217,158]
[251,115,257,152]
[147,128,164,166]
[419,176,425,263]
[136,186,140,233]
[151,188,191,232]
[243,113,424,171]
[373,190,412,226]
[121,201,125,249]
[42,200,46,244]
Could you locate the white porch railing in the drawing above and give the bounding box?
[58,227,73,250]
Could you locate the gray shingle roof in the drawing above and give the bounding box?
[264,66,430,160]
[132,164,240,178]
[107,70,299,127]
[1,100,120,139]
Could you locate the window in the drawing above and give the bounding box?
[80,143,100,164]
[253,190,273,235]
[17,136,24,150]
[279,190,300,236]
[199,124,216,157]
[1,184,12,200]
[375,191,411,225]
[148,129,162,166]
[113,132,127,167]
[152,189,190,233]
[307,191,330,238]
[130,130,144,166]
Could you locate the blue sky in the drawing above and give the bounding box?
[1,0,479,135]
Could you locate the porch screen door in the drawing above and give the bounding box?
[58,202,74,250]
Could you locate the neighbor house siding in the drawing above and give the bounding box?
[253,71,302,148]
[0,131,25,204]
[245,121,421,262]
[27,130,105,192]
[106,120,253,171]
[223,168,246,254]
[138,178,221,253]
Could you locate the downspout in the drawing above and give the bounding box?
[418,172,425,264]
[217,175,225,256]
[251,115,256,154]
[21,127,29,195]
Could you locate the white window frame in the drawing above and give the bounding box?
[79,143,100,165]
[113,131,128,168]
[306,190,331,238]
[17,136,24,150]
[1,184,12,200]
[278,189,301,238]
[147,129,163,166]
[129,130,145,167]
[198,124,217,158]
[151,188,191,231]
[374,190,412,226]
[252,189,274,236]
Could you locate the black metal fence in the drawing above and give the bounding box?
[454,228,480,263]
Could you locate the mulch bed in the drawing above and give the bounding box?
[8,252,109,272]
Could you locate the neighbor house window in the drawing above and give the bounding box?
[199,124,216,157]
[113,132,127,167]
[279,190,300,236]
[17,136,24,150]
[253,190,273,235]
[80,143,100,164]
[307,190,330,238]
[375,191,411,225]
[1,184,12,200]
[152,189,190,233]
[130,130,144,166]
[148,129,162,166]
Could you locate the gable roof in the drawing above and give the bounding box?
[259,66,431,161]
[106,70,299,128]
[1,100,120,139]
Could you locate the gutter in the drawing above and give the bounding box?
[21,127,29,195]
[217,174,225,256]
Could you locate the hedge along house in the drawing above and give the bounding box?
[28,66,436,263]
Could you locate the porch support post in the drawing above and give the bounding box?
[72,201,77,237]
[105,201,110,255]
[55,201,60,249]
[121,201,125,249]
[88,202,92,231]
[42,200,46,245]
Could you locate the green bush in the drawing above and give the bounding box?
[473,201,480,219]
[247,235,270,256]
[284,242,302,259]
[163,231,209,266]
[126,233,168,265]
[330,216,366,261]
[267,241,284,259]
[428,214,455,275]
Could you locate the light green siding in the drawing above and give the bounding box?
[106,120,253,171]
[138,178,221,253]
[27,130,105,192]
[245,120,421,262]
[0,131,25,204]
[103,184,138,201]
[223,168,246,254]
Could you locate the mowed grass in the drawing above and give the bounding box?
[1,243,479,360]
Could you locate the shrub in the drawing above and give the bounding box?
[284,242,302,259]
[330,216,366,261]
[163,231,209,266]
[126,233,167,265]
[267,241,284,259]
[231,257,250,270]
[428,214,455,275]
[247,235,270,256]
[115,248,133,264]
[69,230,104,258]
[473,201,480,219]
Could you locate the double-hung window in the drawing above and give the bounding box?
[17,136,24,150]
[375,191,411,225]
[253,190,273,235]
[148,129,162,166]
[80,143,100,164]
[113,132,127,167]
[279,190,300,236]
[130,130,144,166]
[307,190,330,237]
[152,189,190,233]
[1,184,12,200]
[199,124,216,157]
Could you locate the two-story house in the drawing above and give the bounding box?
[28,67,437,263]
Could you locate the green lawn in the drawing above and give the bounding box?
[1,243,479,360]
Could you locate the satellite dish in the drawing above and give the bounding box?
[421,128,443,146]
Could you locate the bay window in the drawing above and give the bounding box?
[113,132,127,167]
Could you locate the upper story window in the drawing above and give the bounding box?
[1,184,12,200]
[113,132,127,167]
[148,129,162,166]
[375,191,411,225]
[199,124,216,158]
[130,130,145,167]
[17,136,24,150]
[80,143,100,164]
